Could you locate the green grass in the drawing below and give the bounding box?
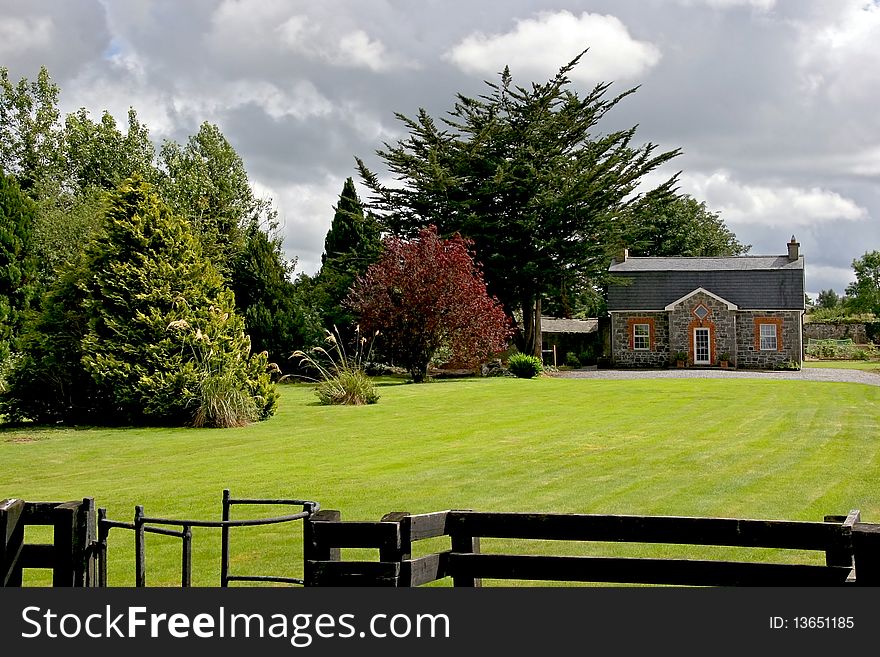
[3,377,880,586]
[803,360,880,371]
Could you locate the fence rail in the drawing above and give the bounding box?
[304,508,878,587]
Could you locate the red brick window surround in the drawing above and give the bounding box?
[627,317,655,351]
[754,317,784,351]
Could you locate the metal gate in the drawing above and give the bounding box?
[1,490,318,587]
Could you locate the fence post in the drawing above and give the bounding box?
[852,523,880,585]
[52,502,79,586]
[74,498,97,586]
[449,510,481,588]
[220,489,230,587]
[824,510,860,568]
[380,512,411,587]
[181,525,192,587]
[1,499,25,587]
[134,505,146,587]
[97,507,109,587]
[303,509,341,586]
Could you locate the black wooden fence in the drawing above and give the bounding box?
[5,496,880,586]
[304,509,880,586]
[0,497,97,587]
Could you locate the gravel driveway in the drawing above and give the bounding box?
[555,367,880,387]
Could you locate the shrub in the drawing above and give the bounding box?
[578,347,595,365]
[316,369,379,405]
[805,341,877,360]
[291,326,379,405]
[507,353,543,379]
[191,369,258,428]
[564,352,581,367]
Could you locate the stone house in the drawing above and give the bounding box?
[607,238,805,369]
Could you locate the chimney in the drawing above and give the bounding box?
[614,247,629,264]
[787,235,800,262]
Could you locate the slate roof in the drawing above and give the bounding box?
[609,255,803,272]
[541,317,598,334]
[607,255,805,311]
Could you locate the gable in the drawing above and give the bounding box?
[664,288,738,311]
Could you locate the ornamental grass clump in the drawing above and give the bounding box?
[291,326,379,405]
[507,353,543,379]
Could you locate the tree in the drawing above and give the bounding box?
[230,224,322,370]
[0,171,38,363]
[349,226,510,382]
[3,177,277,426]
[0,66,63,195]
[312,177,382,330]
[846,251,880,316]
[63,107,156,191]
[357,52,680,356]
[816,289,841,310]
[626,193,748,257]
[159,122,272,276]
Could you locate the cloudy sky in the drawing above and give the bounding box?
[2,0,878,297]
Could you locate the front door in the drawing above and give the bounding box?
[693,328,711,365]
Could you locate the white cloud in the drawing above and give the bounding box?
[806,264,855,290]
[0,16,53,55]
[210,2,413,72]
[336,30,396,72]
[674,0,775,10]
[679,171,868,226]
[220,79,333,121]
[446,11,661,83]
[253,175,344,275]
[796,1,880,100]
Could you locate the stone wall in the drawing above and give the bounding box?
[611,312,669,367]
[668,291,736,365]
[804,322,868,344]
[736,311,802,368]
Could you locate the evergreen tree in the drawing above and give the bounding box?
[627,193,748,257]
[358,52,680,356]
[313,177,382,331]
[231,225,323,370]
[0,171,38,363]
[3,177,277,426]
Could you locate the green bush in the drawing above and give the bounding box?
[507,353,543,378]
[578,346,595,365]
[564,352,581,368]
[805,342,877,360]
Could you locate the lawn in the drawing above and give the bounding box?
[3,376,880,586]
[803,360,880,372]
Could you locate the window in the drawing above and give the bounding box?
[633,323,650,350]
[759,323,777,351]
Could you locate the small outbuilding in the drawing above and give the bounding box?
[540,316,599,366]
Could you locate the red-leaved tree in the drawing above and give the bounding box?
[349,226,511,382]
